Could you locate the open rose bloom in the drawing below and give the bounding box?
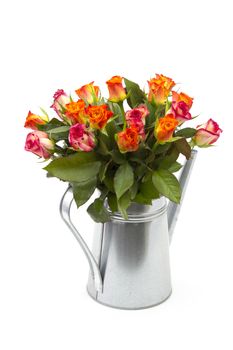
[193,119,222,146]
[24,74,222,222]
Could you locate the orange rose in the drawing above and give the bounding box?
[148,74,175,104]
[106,75,127,102]
[116,127,140,153]
[155,114,179,142]
[172,91,193,109]
[171,91,193,123]
[24,111,48,130]
[85,104,113,129]
[65,100,86,124]
[75,81,100,104]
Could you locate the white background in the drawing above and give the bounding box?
[0,0,232,349]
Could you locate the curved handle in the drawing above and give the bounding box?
[59,186,103,292]
[167,150,198,244]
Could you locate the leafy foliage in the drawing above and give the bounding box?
[44,152,101,182]
[25,75,209,223]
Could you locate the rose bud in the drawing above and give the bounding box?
[69,123,96,152]
[171,91,193,123]
[75,81,100,104]
[24,111,48,130]
[85,104,113,129]
[50,89,70,118]
[193,118,222,147]
[148,74,175,104]
[154,114,179,142]
[106,76,127,102]
[24,131,54,159]
[116,127,140,153]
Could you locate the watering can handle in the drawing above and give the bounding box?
[167,149,198,243]
[59,187,103,292]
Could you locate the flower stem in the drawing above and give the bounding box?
[152,141,159,152]
[118,101,126,129]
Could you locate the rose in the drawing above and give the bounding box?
[116,127,140,153]
[136,104,149,119]
[172,91,193,109]
[24,131,54,159]
[75,81,100,104]
[50,89,70,118]
[65,100,87,125]
[125,108,146,140]
[24,111,48,130]
[85,104,113,129]
[154,113,179,142]
[68,123,96,152]
[148,74,175,104]
[171,91,193,123]
[106,76,127,102]
[193,118,222,147]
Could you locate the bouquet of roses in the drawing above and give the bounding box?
[24,74,222,222]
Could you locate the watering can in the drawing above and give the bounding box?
[60,150,197,309]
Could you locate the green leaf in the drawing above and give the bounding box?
[168,161,183,173]
[44,152,101,182]
[110,150,126,164]
[72,177,97,207]
[158,147,179,169]
[39,107,49,119]
[175,128,197,138]
[133,193,152,205]
[124,78,145,108]
[145,102,157,126]
[87,198,110,223]
[49,126,70,141]
[130,181,139,200]
[140,177,160,199]
[135,163,147,178]
[161,136,183,143]
[117,191,131,219]
[152,169,181,203]
[97,131,111,155]
[105,119,119,140]
[114,162,134,199]
[108,102,122,115]
[108,102,124,124]
[99,160,111,182]
[107,192,118,212]
[175,138,191,159]
[103,172,115,192]
[38,118,65,131]
[154,143,171,155]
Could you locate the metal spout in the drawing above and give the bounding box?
[167,150,198,243]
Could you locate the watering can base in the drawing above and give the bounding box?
[86,286,172,310]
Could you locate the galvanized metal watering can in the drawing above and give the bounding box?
[60,150,197,310]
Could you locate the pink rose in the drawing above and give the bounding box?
[171,91,193,123]
[25,131,54,159]
[50,89,70,117]
[69,123,96,152]
[193,118,222,146]
[136,104,150,119]
[125,108,146,139]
